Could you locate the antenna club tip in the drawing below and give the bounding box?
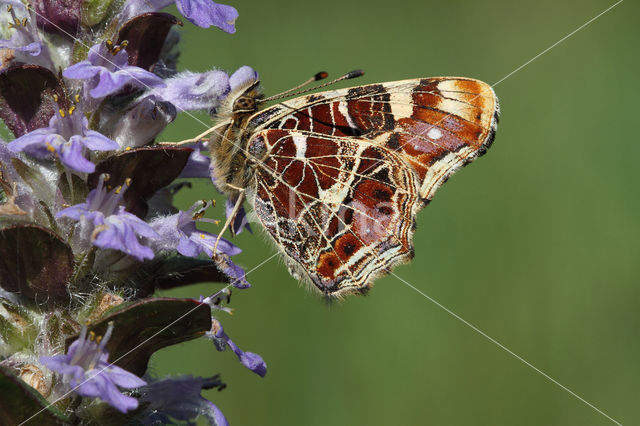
[314,71,329,81]
[345,69,365,79]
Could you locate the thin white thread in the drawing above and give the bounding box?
[356,0,624,177]
[491,0,624,87]
[392,271,623,425]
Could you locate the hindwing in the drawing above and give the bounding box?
[248,130,419,297]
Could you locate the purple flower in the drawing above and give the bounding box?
[57,174,159,261]
[109,95,177,149]
[176,0,238,33]
[63,42,165,99]
[229,65,259,91]
[40,323,146,413]
[225,197,252,235]
[121,0,238,32]
[150,201,241,258]
[7,110,119,173]
[0,37,41,56]
[149,202,252,288]
[138,375,228,425]
[207,319,266,377]
[179,141,211,178]
[153,69,230,111]
[215,252,251,289]
[0,1,54,69]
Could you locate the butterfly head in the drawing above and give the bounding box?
[231,80,262,114]
[216,78,263,119]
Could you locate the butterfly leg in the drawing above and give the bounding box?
[157,122,227,146]
[213,189,245,256]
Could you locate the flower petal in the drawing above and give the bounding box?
[226,197,252,235]
[204,400,229,426]
[39,354,73,373]
[175,0,238,32]
[82,130,120,151]
[111,95,176,149]
[4,41,43,56]
[116,208,160,239]
[238,352,267,378]
[89,70,132,98]
[178,141,211,178]
[78,372,140,413]
[118,66,166,89]
[154,70,230,111]
[103,365,147,389]
[58,139,95,172]
[94,218,155,261]
[229,65,259,91]
[215,254,250,288]
[56,202,93,220]
[7,129,58,158]
[210,320,266,377]
[177,236,201,257]
[63,61,101,79]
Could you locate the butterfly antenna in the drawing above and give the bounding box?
[258,69,365,103]
[259,71,329,103]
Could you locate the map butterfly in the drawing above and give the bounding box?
[207,72,500,298]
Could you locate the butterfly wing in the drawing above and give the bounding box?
[250,77,499,200]
[246,78,499,296]
[248,130,420,297]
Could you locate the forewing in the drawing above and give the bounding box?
[248,129,421,297]
[249,77,499,200]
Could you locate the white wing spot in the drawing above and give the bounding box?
[427,128,443,140]
[292,134,306,159]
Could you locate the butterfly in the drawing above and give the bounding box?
[206,71,500,298]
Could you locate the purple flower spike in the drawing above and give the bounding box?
[154,69,230,111]
[139,376,229,425]
[40,323,146,413]
[208,319,267,377]
[63,42,165,99]
[175,0,238,32]
[150,201,241,259]
[7,110,119,173]
[57,174,159,260]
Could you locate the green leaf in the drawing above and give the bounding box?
[0,300,37,352]
[0,367,69,425]
[68,298,212,376]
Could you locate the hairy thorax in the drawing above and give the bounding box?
[208,82,264,198]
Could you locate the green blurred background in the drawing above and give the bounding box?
[154,1,639,424]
